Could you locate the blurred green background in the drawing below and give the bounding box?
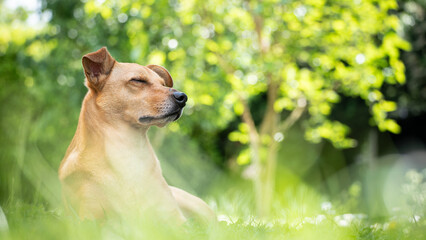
[1,0,426,239]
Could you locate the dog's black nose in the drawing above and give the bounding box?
[173,91,187,107]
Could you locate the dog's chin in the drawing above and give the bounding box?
[138,109,183,127]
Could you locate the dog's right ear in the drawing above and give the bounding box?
[82,47,115,92]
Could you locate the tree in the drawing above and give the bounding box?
[173,0,410,217]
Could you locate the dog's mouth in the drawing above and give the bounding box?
[138,109,183,124]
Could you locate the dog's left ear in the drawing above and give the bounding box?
[82,47,115,92]
[147,65,173,88]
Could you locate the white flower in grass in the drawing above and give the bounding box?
[334,216,350,227]
[334,214,363,227]
[295,222,303,230]
[277,218,287,225]
[321,202,332,211]
[370,223,382,231]
[265,222,274,228]
[343,213,355,222]
[383,222,390,230]
[315,214,326,224]
[217,214,238,225]
[302,215,326,225]
[303,217,314,224]
[409,215,421,223]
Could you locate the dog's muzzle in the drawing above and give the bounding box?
[138,92,187,124]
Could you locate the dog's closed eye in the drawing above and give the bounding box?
[130,78,148,84]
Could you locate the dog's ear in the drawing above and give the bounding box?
[82,47,115,92]
[147,65,173,88]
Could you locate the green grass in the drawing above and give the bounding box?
[1,201,425,240]
[2,169,425,239]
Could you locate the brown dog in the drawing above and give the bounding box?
[58,47,215,225]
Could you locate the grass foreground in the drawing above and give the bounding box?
[0,201,425,240]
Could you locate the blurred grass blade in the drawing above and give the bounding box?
[0,205,8,232]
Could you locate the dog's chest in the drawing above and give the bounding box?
[106,146,153,177]
[101,140,171,212]
[103,137,161,186]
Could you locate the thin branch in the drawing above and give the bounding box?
[259,78,279,136]
[240,96,260,141]
[279,103,306,132]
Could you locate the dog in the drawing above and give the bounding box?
[58,47,215,225]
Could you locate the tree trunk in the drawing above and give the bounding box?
[256,141,279,217]
[253,88,305,217]
[255,80,280,217]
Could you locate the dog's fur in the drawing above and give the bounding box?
[58,47,215,225]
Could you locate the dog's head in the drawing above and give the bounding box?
[82,47,187,128]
